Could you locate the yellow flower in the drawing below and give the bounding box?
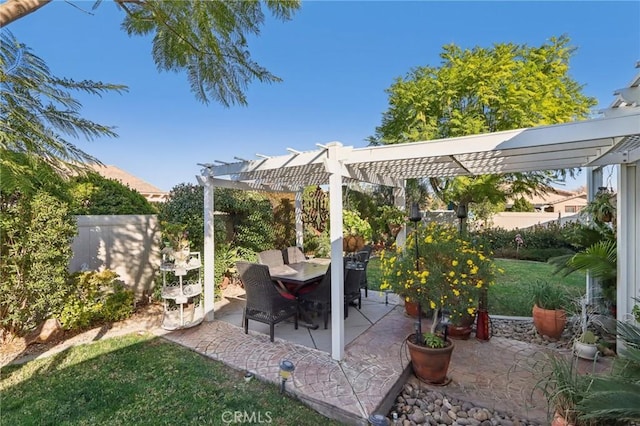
[453,289,460,296]
[425,235,433,244]
[451,260,459,266]
[467,307,476,316]
[448,271,455,277]
[466,259,473,266]
[430,301,436,309]
[470,266,479,274]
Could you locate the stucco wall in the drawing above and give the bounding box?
[70,215,161,299]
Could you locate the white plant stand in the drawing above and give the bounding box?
[160,252,203,330]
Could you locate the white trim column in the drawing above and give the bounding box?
[586,167,604,303]
[617,161,639,322]
[295,189,304,249]
[325,142,345,360]
[393,183,407,247]
[197,175,216,321]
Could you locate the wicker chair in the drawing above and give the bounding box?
[283,246,307,264]
[355,245,373,297]
[257,249,285,268]
[236,261,298,342]
[344,264,363,317]
[299,265,332,329]
[300,262,363,328]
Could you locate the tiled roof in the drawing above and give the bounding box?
[89,164,168,200]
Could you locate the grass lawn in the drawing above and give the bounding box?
[0,333,342,425]
[367,256,585,317]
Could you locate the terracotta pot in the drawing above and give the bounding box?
[448,324,473,340]
[405,300,421,317]
[532,304,566,339]
[447,313,475,340]
[406,334,454,384]
[343,235,365,252]
[551,411,574,426]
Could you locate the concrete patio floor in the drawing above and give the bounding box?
[213,284,401,353]
[155,284,615,425]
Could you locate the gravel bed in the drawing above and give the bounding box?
[389,382,541,426]
[384,317,580,426]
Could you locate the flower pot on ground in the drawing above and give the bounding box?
[406,333,454,384]
[531,280,568,339]
[573,330,599,360]
[448,312,476,340]
[379,222,498,384]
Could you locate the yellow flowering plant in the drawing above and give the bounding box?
[380,221,499,337]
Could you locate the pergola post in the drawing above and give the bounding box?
[326,142,345,361]
[617,161,639,323]
[393,183,407,247]
[198,175,216,321]
[295,189,304,249]
[586,167,604,303]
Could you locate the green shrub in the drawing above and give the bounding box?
[68,172,156,215]
[59,270,134,331]
[472,223,575,260]
[101,287,135,322]
[0,191,77,337]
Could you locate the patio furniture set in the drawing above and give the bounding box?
[236,245,373,341]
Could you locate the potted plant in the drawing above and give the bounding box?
[377,205,407,238]
[379,221,498,384]
[531,280,568,339]
[582,187,615,224]
[342,209,372,253]
[536,354,594,426]
[574,330,599,360]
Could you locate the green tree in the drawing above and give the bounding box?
[67,172,157,215]
[0,30,126,186]
[0,0,301,106]
[370,36,596,216]
[511,197,535,212]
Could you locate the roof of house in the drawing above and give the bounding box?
[516,188,588,207]
[89,164,168,201]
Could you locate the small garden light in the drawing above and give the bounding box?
[279,359,295,394]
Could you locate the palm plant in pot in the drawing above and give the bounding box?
[379,221,498,384]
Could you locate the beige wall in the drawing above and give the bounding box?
[70,215,161,298]
[489,212,581,230]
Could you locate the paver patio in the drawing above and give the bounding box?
[156,285,611,425]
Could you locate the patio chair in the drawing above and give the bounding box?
[283,246,307,264]
[355,245,373,297]
[236,261,298,342]
[257,249,285,268]
[344,264,363,318]
[299,265,332,329]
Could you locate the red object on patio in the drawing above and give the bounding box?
[476,309,490,341]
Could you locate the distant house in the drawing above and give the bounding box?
[506,187,587,214]
[89,164,169,203]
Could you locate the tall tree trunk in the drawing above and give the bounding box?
[0,0,51,27]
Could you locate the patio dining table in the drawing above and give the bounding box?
[270,261,329,330]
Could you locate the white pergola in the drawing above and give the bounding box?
[198,71,640,361]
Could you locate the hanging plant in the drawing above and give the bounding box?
[582,187,615,224]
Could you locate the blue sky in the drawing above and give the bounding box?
[8,1,640,191]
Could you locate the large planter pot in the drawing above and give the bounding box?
[406,334,454,385]
[532,304,567,339]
